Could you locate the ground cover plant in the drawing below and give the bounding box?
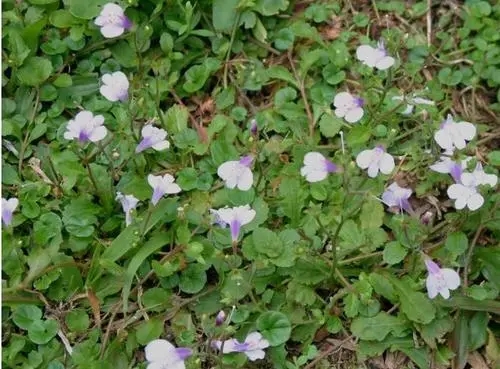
[2,0,500,368]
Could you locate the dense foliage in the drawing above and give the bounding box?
[2,1,500,368]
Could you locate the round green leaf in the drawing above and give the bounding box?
[28,319,59,344]
[69,0,109,19]
[135,318,163,345]
[256,311,291,346]
[65,309,90,332]
[179,264,207,294]
[17,57,53,86]
[13,305,43,330]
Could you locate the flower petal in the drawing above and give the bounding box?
[434,130,453,150]
[379,153,395,175]
[101,24,125,38]
[245,349,266,361]
[456,122,476,140]
[333,92,353,108]
[89,126,108,142]
[302,169,328,183]
[100,85,120,102]
[235,206,256,225]
[152,140,170,151]
[375,56,395,70]
[426,275,439,299]
[236,168,253,191]
[356,150,373,170]
[165,183,182,194]
[441,268,460,290]
[467,193,484,211]
[356,45,376,65]
[303,152,326,167]
[438,287,451,299]
[345,107,364,123]
[145,339,176,362]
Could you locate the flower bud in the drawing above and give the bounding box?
[215,310,226,326]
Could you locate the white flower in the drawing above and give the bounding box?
[356,40,395,70]
[144,339,192,369]
[100,71,129,102]
[333,92,364,123]
[116,192,139,226]
[136,125,170,153]
[392,94,434,115]
[217,156,254,191]
[429,155,471,183]
[148,174,181,205]
[447,173,484,211]
[381,183,412,213]
[434,114,476,150]
[211,205,256,242]
[212,332,269,361]
[2,197,19,226]
[94,3,132,39]
[470,163,498,187]
[356,146,395,178]
[425,259,460,299]
[300,152,338,183]
[64,111,108,143]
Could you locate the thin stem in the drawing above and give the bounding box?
[18,88,40,177]
[223,13,241,88]
[287,50,314,138]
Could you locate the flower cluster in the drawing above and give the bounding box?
[430,115,497,210]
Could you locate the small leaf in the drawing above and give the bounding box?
[318,113,341,138]
[17,57,53,86]
[351,312,408,341]
[383,241,408,265]
[256,311,291,346]
[179,263,207,294]
[135,318,163,345]
[13,305,42,330]
[28,319,59,344]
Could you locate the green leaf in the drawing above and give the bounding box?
[318,113,341,138]
[286,282,316,305]
[135,318,163,345]
[122,234,170,312]
[383,241,408,265]
[142,288,171,312]
[359,198,384,229]
[33,212,62,245]
[254,0,290,16]
[252,228,284,258]
[445,232,468,257]
[28,319,59,344]
[164,104,189,134]
[13,305,43,330]
[179,263,207,294]
[49,10,77,28]
[351,312,408,341]
[256,311,292,346]
[69,0,108,19]
[274,28,294,50]
[17,57,53,86]
[468,311,488,351]
[487,151,500,166]
[390,277,436,324]
[212,0,239,32]
[65,309,90,332]
[452,311,469,369]
[28,0,59,4]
